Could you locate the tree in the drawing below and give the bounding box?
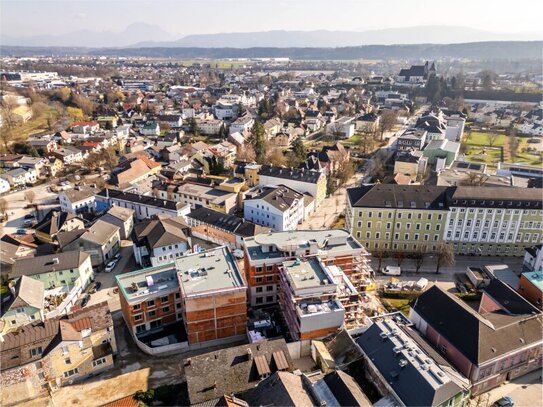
[479,70,496,91]
[487,131,499,148]
[507,128,520,161]
[266,148,287,167]
[464,172,489,186]
[425,74,441,103]
[247,121,268,163]
[236,144,256,162]
[72,94,95,115]
[53,87,71,103]
[378,110,398,141]
[66,107,85,121]
[209,156,226,175]
[435,243,455,274]
[24,190,36,208]
[188,117,199,136]
[373,248,388,272]
[133,389,155,406]
[393,251,406,267]
[290,138,307,165]
[0,198,7,217]
[413,246,428,273]
[0,95,18,130]
[335,159,355,187]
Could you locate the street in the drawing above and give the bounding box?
[473,370,543,407]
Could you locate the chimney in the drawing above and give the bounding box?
[247,348,253,361]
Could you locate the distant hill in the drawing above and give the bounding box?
[135,26,543,48]
[4,25,542,48]
[2,42,541,61]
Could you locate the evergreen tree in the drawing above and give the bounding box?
[247,121,268,163]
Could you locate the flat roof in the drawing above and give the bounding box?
[282,257,334,290]
[522,271,543,292]
[245,229,362,261]
[117,246,245,302]
[178,247,245,296]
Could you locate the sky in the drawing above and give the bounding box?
[2,0,543,38]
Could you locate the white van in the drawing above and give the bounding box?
[415,278,429,290]
[383,266,401,276]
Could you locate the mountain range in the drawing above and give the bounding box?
[2,24,542,48]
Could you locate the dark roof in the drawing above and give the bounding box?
[187,207,265,237]
[246,185,303,212]
[347,185,451,210]
[34,210,85,237]
[241,371,313,407]
[98,188,183,211]
[12,251,90,278]
[133,216,190,249]
[322,371,372,407]
[259,165,322,184]
[184,339,294,405]
[411,284,542,365]
[357,321,463,406]
[451,187,542,209]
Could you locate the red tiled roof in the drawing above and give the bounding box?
[103,395,139,407]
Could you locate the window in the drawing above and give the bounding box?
[367,221,372,228]
[266,265,273,272]
[65,358,71,365]
[255,297,263,304]
[162,306,170,313]
[148,310,156,318]
[368,211,372,218]
[375,232,380,239]
[266,285,274,292]
[30,347,43,357]
[436,224,441,231]
[255,266,263,273]
[366,232,371,239]
[64,368,79,378]
[396,223,401,229]
[266,296,274,302]
[92,357,107,368]
[406,223,411,230]
[150,320,161,329]
[397,213,402,219]
[386,222,391,229]
[425,224,431,231]
[424,234,429,241]
[134,314,143,321]
[255,277,263,283]
[427,214,432,220]
[404,233,409,240]
[136,325,146,334]
[147,300,155,308]
[256,287,263,293]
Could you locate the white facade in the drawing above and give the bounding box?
[244,196,304,231]
[257,174,321,206]
[59,191,96,214]
[150,242,191,267]
[0,177,11,193]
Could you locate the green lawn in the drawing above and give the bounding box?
[462,130,542,168]
[385,298,411,317]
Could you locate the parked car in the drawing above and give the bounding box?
[105,260,118,273]
[493,396,514,407]
[24,213,35,220]
[23,219,35,227]
[382,266,401,276]
[15,228,27,235]
[89,281,102,294]
[80,294,90,307]
[113,253,121,261]
[233,249,244,259]
[415,278,429,290]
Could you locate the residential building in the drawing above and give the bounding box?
[184,339,293,406]
[444,187,542,256]
[34,211,85,244]
[422,139,460,168]
[258,165,327,207]
[415,111,447,142]
[11,251,93,294]
[1,276,44,334]
[410,282,542,395]
[156,114,183,129]
[195,118,223,135]
[396,128,427,151]
[116,246,247,346]
[346,185,450,253]
[244,185,304,231]
[243,229,371,307]
[355,112,380,133]
[278,257,345,341]
[50,147,84,165]
[356,315,470,407]
[61,220,120,270]
[518,271,542,309]
[99,205,135,240]
[133,215,191,267]
[59,186,96,214]
[0,302,116,406]
[187,207,268,250]
[0,177,10,193]
[154,183,238,214]
[326,116,355,139]
[523,245,542,273]
[393,152,428,181]
[141,121,160,136]
[229,114,254,134]
[0,167,37,187]
[96,189,190,220]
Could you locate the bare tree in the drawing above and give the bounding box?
[0,198,7,218]
[507,128,520,161]
[373,248,388,272]
[0,95,19,130]
[413,246,428,273]
[24,190,36,206]
[378,110,398,141]
[393,251,406,267]
[487,131,499,148]
[236,144,257,162]
[435,243,455,274]
[464,172,489,186]
[266,148,287,167]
